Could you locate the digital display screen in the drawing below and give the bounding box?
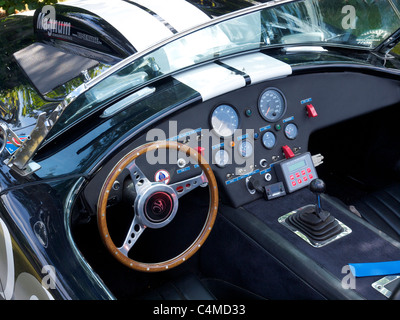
[288,159,306,172]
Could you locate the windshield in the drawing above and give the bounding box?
[50,0,400,137]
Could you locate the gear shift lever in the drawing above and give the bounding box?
[286,178,343,245]
[310,179,328,221]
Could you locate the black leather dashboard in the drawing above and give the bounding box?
[84,69,400,210]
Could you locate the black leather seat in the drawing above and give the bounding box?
[354,183,400,242]
[141,274,215,300]
[140,273,264,300]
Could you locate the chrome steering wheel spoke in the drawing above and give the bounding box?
[126,160,151,194]
[170,171,208,199]
[118,214,146,256]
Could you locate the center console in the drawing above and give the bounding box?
[200,146,400,300]
[238,184,400,299]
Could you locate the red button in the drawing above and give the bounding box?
[306,104,318,118]
[290,175,295,180]
[296,172,300,178]
[301,170,306,175]
[298,179,302,184]
[196,146,205,155]
[307,168,312,173]
[282,145,295,159]
[292,181,296,187]
[303,177,308,182]
[309,174,314,179]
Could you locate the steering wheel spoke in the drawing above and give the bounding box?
[126,160,151,193]
[170,171,208,199]
[118,214,146,256]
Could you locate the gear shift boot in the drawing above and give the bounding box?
[279,179,352,247]
[287,205,343,242]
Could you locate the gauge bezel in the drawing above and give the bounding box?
[210,103,240,138]
[284,123,298,140]
[213,148,231,168]
[258,87,287,123]
[262,131,277,150]
[237,138,254,158]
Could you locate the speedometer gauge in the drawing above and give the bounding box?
[258,88,287,122]
[211,104,239,137]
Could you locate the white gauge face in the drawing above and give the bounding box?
[238,139,253,158]
[262,131,276,149]
[211,104,239,137]
[285,123,298,140]
[214,149,230,167]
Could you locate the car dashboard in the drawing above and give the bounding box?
[75,52,400,300]
[84,63,400,209]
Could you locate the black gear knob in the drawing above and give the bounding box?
[310,179,326,219]
[310,178,326,194]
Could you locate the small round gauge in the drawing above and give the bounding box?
[211,104,239,137]
[262,131,276,149]
[285,123,298,140]
[258,88,287,122]
[238,139,253,158]
[214,149,230,167]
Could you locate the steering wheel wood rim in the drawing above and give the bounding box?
[97,141,218,272]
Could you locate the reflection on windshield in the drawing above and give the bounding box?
[52,0,400,137]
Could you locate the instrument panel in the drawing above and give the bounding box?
[179,78,317,208]
[84,70,400,211]
[144,77,320,208]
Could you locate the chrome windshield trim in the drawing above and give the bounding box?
[100,86,156,118]
[81,0,299,92]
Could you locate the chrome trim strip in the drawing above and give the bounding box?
[100,86,155,118]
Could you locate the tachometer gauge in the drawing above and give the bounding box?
[238,139,253,158]
[211,104,239,137]
[262,131,276,149]
[214,149,230,168]
[258,88,287,122]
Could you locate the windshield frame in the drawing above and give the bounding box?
[40,0,301,144]
[61,0,400,116]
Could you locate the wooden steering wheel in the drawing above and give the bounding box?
[97,141,218,272]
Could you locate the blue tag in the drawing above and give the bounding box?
[349,260,400,277]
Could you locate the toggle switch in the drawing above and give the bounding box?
[306,104,318,118]
[282,145,295,159]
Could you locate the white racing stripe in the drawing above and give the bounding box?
[173,53,292,101]
[60,0,209,51]
[173,63,246,102]
[131,0,210,33]
[222,53,292,84]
